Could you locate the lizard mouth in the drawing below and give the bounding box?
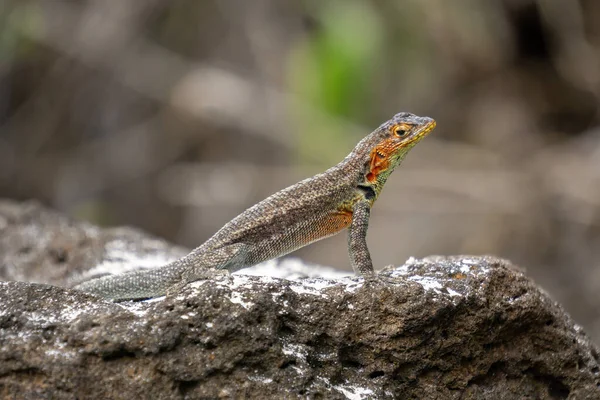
[399,119,436,148]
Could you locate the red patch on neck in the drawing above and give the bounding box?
[367,145,391,183]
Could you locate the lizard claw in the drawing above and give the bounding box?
[167,268,230,296]
[208,268,230,277]
[183,268,229,282]
[363,272,404,287]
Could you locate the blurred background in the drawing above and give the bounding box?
[1,0,599,342]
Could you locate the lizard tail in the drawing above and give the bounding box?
[74,262,188,302]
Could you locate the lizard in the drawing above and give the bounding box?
[74,112,436,301]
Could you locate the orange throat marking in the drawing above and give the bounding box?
[366,142,393,183]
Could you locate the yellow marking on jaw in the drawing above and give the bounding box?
[402,120,436,147]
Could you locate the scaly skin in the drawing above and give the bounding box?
[75,112,436,301]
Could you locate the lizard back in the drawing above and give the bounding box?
[199,162,364,268]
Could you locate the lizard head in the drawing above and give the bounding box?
[364,112,436,185]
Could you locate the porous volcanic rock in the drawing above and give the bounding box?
[0,200,599,399]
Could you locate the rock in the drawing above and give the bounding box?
[0,199,599,399]
[0,199,189,287]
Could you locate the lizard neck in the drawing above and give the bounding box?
[336,137,383,202]
[369,155,405,196]
[341,134,409,202]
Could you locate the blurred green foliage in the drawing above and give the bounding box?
[0,3,42,63]
[288,1,383,165]
[290,2,382,120]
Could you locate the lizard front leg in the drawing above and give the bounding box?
[347,200,376,277]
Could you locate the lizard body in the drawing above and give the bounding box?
[75,112,436,301]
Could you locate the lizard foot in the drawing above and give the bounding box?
[363,272,404,287]
[166,269,230,296]
[359,271,409,311]
[183,267,229,282]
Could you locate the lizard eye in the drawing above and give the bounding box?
[393,124,410,137]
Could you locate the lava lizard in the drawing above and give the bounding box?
[75,112,436,301]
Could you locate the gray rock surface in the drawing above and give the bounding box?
[0,199,599,399]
